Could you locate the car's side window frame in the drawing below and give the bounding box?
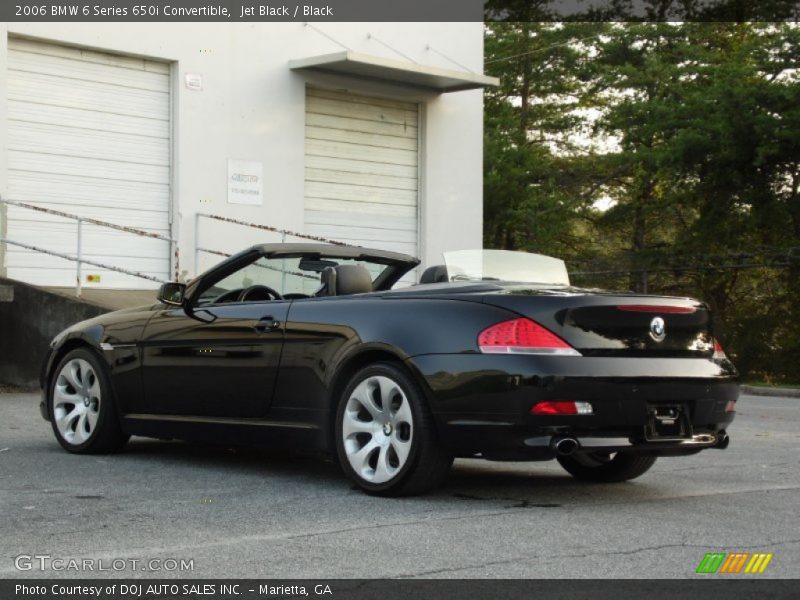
[187,250,270,308]
[183,251,412,306]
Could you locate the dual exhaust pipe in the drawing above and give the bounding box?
[550,431,730,455]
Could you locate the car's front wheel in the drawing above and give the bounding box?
[335,362,452,496]
[48,348,129,454]
[557,451,657,483]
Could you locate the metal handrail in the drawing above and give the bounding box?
[2,199,174,243]
[194,213,348,286]
[0,196,176,295]
[195,213,346,246]
[0,238,163,283]
[1,200,354,297]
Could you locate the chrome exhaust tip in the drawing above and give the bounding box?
[552,437,579,456]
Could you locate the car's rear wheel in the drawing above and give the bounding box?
[335,362,452,496]
[557,451,657,482]
[49,348,129,454]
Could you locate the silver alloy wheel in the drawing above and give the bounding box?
[342,375,414,484]
[53,358,101,445]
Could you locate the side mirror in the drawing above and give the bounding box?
[158,282,186,306]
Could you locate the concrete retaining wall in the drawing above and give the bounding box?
[0,278,107,388]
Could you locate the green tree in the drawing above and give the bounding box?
[483,20,800,381]
[484,20,607,257]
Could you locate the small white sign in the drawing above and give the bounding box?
[227,160,263,205]
[184,73,203,91]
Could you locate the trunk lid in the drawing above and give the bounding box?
[479,287,714,358]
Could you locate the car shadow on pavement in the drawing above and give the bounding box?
[114,437,654,506]
[120,437,343,480]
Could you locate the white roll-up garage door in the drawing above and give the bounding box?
[304,88,419,284]
[4,38,171,289]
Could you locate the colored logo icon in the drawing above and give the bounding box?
[696,552,773,574]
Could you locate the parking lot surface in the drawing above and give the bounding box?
[1,392,798,578]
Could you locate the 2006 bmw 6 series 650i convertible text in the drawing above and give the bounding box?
[39,244,738,496]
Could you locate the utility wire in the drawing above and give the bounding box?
[570,246,800,275]
[572,263,793,276]
[485,32,607,65]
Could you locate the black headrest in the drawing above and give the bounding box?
[318,264,373,296]
[420,265,449,284]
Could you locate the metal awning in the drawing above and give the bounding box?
[289,51,499,93]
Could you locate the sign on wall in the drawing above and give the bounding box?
[227,160,263,205]
[184,73,203,91]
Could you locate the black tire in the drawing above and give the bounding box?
[48,347,129,454]
[335,362,453,496]
[557,452,657,483]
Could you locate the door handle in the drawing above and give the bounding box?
[254,316,281,333]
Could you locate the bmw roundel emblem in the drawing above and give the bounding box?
[649,316,666,342]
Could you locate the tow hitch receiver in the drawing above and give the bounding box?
[645,404,692,441]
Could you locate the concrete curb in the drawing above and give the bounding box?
[0,387,37,394]
[741,385,800,398]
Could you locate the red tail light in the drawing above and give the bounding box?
[531,401,593,415]
[478,318,581,356]
[713,340,727,360]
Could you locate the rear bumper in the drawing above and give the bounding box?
[408,353,738,459]
[438,427,731,460]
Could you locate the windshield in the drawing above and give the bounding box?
[442,249,570,286]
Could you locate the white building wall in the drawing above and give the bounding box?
[0,22,484,286]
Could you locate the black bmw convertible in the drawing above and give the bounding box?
[40,244,738,495]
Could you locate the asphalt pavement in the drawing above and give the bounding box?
[1,392,798,579]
